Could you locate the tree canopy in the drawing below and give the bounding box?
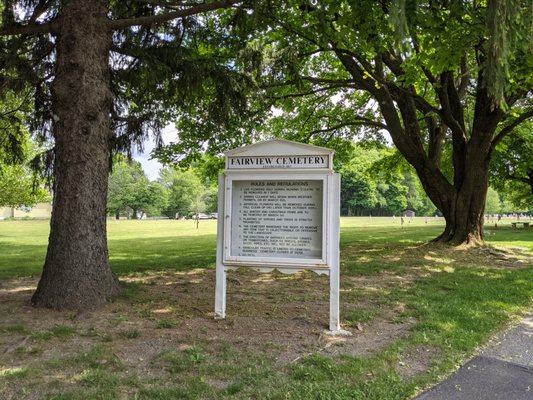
[339,144,437,216]
[0,105,50,208]
[185,0,531,245]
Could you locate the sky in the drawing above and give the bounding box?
[133,125,178,180]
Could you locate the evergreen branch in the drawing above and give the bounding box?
[107,0,243,30]
[0,21,57,35]
[299,49,326,58]
[0,90,33,118]
[113,115,144,123]
[132,0,226,9]
[491,108,533,150]
[110,44,137,58]
[130,0,187,8]
[262,77,357,89]
[301,76,356,86]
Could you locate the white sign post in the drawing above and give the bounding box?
[215,139,348,334]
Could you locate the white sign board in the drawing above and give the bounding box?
[215,139,344,333]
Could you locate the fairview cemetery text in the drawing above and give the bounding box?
[228,156,329,169]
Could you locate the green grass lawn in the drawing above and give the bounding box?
[0,219,220,279]
[1,217,533,399]
[2,217,530,279]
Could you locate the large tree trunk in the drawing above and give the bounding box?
[421,144,490,246]
[366,66,498,248]
[32,0,121,311]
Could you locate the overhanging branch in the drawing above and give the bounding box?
[310,118,387,135]
[107,0,243,30]
[262,77,357,90]
[491,109,533,150]
[266,85,353,100]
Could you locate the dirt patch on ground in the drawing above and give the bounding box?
[416,243,532,269]
[0,270,415,385]
[320,317,417,359]
[397,345,443,379]
[344,242,533,271]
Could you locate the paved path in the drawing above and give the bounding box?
[416,313,533,399]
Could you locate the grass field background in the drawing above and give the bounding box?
[1,217,531,279]
[1,217,533,399]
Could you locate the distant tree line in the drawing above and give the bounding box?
[339,144,437,217]
[107,158,217,220]
[107,143,530,221]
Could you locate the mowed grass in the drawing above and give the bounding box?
[1,217,531,279]
[0,219,219,279]
[1,217,533,399]
[4,216,530,278]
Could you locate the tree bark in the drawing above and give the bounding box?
[419,142,489,246]
[368,75,494,247]
[32,0,121,311]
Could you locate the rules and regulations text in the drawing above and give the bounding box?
[230,180,323,259]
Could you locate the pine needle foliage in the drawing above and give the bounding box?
[0,0,255,172]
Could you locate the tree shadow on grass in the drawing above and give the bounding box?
[0,243,47,279]
[108,234,217,275]
[0,233,218,280]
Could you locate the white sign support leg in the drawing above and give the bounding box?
[215,174,226,319]
[329,267,340,332]
[329,174,340,332]
[215,264,226,319]
[327,174,351,336]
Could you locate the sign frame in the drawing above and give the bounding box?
[215,139,345,334]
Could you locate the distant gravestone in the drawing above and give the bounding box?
[215,139,347,334]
